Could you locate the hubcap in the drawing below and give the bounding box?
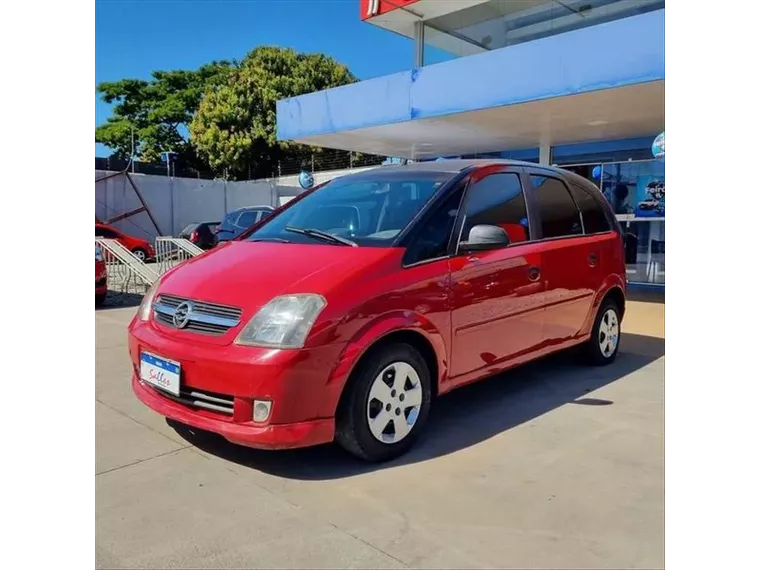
[134,250,146,261]
[366,361,423,444]
[598,308,620,358]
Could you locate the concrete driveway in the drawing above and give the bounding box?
[96,297,664,569]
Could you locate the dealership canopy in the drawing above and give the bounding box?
[276,3,664,160]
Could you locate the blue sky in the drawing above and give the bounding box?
[95,0,452,156]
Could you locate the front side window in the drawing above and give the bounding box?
[460,172,530,245]
[404,185,465,265]
[247,173,450,247]
[531,175,583,239]
[237,211,257,228]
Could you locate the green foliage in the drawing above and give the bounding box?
[190,46,357,178]
[95,62,232,167]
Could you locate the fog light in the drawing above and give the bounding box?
[253,400,272,422]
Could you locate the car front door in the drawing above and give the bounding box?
[525,172,597,343]
[449,167,545,382]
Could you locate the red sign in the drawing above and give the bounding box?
[360,0,421,20]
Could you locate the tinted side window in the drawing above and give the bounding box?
[462,173,529,244]
[404,186,465,265]
[97,226,119,239]
[259,210,272,220]
[569,184,611,234]
[531,175,583,239]
[237,211,257,227]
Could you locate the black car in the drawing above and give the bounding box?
[216,206,275,242]
[178,221,220,250]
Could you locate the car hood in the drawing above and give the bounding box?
[158,241,397,312]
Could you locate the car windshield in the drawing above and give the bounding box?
[246,172,451,247]
[180,224,198,235]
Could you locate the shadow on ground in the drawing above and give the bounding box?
[96,291,143,311]
[169,332,664,480]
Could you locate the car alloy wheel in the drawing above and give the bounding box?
[598,308,620,358]
[366,361,423,444]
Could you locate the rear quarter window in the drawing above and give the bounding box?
[568,184,612,234]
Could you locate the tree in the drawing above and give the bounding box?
[95,61,232,169]
[190,46,357,179]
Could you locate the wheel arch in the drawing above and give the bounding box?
[328,313,447,418]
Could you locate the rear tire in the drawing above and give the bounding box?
[583,299,621,366]
[95,292,107,307]
[132,248,147,262]
[335,343,432,462]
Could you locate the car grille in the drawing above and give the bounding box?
[153,385,234,416]
[153,294,243,336]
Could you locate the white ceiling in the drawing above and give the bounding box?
[293,80,664,159]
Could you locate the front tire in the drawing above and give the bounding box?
[132,248,147,262]
[583,299,621,365]
[335,343,432,462]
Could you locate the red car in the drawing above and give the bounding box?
[129,160,626,462]
[95,223,155,262]
[96,246,107,306]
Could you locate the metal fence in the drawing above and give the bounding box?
[155,237,204,275]
[96,238,159,294]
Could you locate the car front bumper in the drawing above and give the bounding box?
[128,318,346,450]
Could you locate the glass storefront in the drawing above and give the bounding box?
[421,0,666,63]
[563,159,665,287]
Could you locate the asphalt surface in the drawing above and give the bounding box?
[95,297,664,569]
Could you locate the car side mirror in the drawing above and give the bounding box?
[459,224,510,252]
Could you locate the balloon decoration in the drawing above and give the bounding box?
[298,170,314,189]
[652,131,665,159]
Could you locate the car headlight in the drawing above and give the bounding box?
[95,246,104,262]
[137,281,160,322]
[235,294,327,349]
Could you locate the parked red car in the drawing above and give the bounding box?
[95,223,155,261]
[129,160,626,461]
[96,246,107,306]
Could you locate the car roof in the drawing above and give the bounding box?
[232,206,273,213]
[335,159,577,180]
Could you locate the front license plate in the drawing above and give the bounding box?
[140,352,181,396]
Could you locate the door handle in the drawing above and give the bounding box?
[466,255,480,263]
[527,265,541,282]
[588,253,598,267]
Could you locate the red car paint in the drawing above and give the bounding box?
[128,161,626,455]
[95,223,155,260]
[93,244,108,299]
[95,251,107,297]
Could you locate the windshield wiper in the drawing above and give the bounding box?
[284,226,358,247]
[248,237,291,243]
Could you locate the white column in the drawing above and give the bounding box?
[539,143,552,165]
[414,21,425,68]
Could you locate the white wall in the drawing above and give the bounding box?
[95,165,378,239]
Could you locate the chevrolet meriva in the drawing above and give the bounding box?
[129,160,626,462]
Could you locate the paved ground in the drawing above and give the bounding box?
[96,295,664,569]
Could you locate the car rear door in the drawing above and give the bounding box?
[449,166,545,381]
[524,171,598,343]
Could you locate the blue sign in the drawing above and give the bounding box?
[652,131,665,159]
[298,170,314,189]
